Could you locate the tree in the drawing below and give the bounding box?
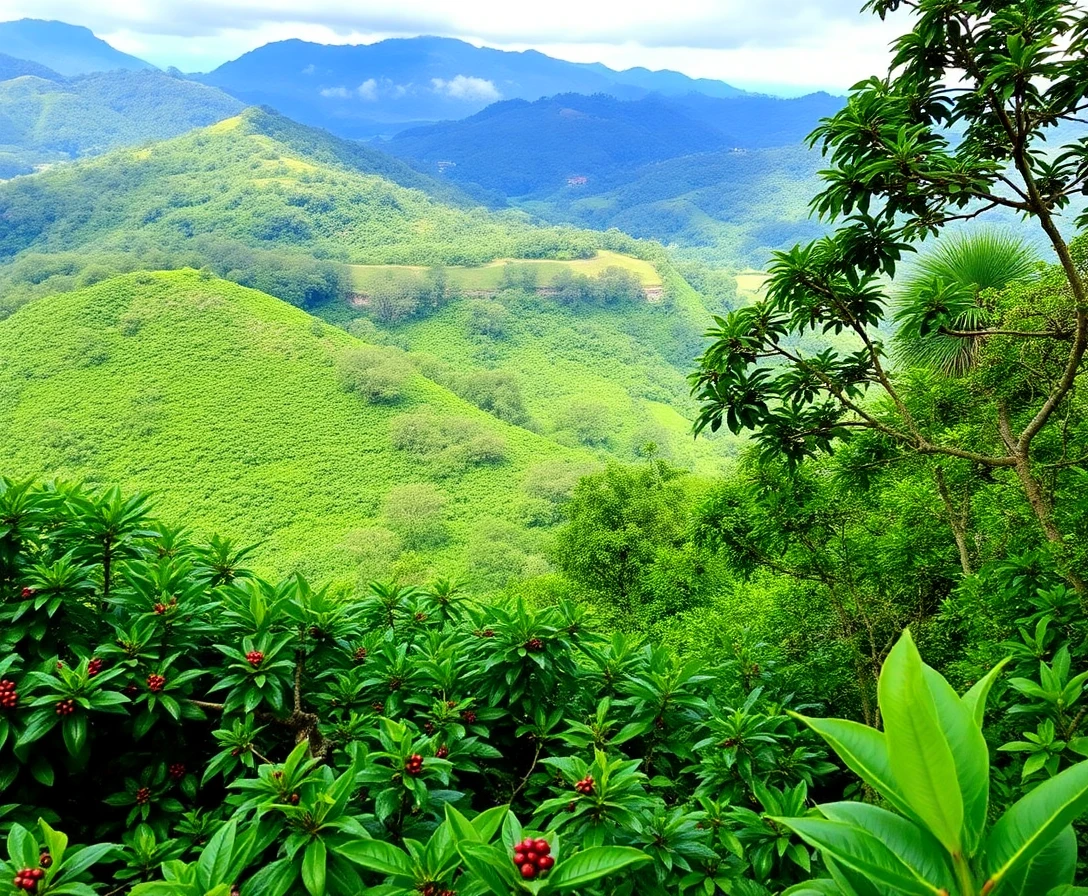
[382,482,449,548]
[690,0,1088,590]
[336,345,413,403]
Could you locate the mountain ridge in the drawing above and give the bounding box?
[0,19,156,76]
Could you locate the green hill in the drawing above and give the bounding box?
[0,269,594,587]
[0,70,245,172]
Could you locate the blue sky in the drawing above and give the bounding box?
[0,0,907,94]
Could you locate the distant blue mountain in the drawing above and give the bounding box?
[386,90,843,197]
[196,36,748,138]
[0,19,155,77]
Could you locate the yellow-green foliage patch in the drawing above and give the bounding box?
[348,250,662,295]
[0,270,588,585]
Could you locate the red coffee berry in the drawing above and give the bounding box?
[153,603,167,614]
[289,793,300,805]
[424,721,435,735]
[538,855,554,871]
[533,839,550,855]
[147,674,166,693]
[169,763,186,780]
[245,651,264,667]
[135,786,151,806]
[446,700,457,709]
[87,657,103,677]
[525,638,544,652]
[38,852,51,869]
[55,698,76,716]
[483,629,495,638]
[0,680,17,710]
[21,587,34,598]
[575,774,594,794]
[436,745,449,759]
[414,612,427,622]
[461,709,477,724]
[353,647,368,664]
[520,863,536,880]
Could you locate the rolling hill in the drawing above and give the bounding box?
[0,53,61,81]
[0,106,602,274]
[0,19,155,76]
[195,35,746,138]
[0,69,245,173]
[0,269,593,586]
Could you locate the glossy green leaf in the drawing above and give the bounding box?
[775,816,945,896]
[792,714,915,819]
[336,839,414,878]
[1000,825,1076,896]
[302,838,327,896]
[961,658,1010,728]
[240,857,297,896]
[548,846,652,891]
[878,630,963,854]
[985,759,1088,888]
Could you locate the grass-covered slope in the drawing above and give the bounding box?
[0,70,245,173]
[0,107,604,266]
[0,270,589,583]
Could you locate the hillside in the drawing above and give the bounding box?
[0,19,155,76]
[387,93,735,197]
[0,69,245,173]
[0,52,61,81]
[0,269,593,585]
[196,35,746,138]
[0,107,605,274]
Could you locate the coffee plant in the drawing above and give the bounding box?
[0,479,837,895]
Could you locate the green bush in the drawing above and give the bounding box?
[335,345,413,403]
[382,482,450,548]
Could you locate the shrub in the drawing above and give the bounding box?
[382,482,449,548]
[336,345,413,403]
[553,399,616,447]
[466,300,511,339]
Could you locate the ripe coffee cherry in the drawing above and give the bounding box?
[289,792,300,805]
[461,709,477,724]
[405,753,424,776]
[575,774,595,795]
[436,745,449,759]
[135,786,151,806]
[424,721,435,735]
[147,674,166,693]
[371,701,384,712]
[414,612,427,622]
[20,587,35,598]
[445,700,457,709]
[153,603,167,614]
[55,698,76,716]
[483,629,495,638]
[533,839,550,855]
[520,864,536,880]
[245,651,264,667]
[0,679,17,710]
[87,657,103,677]
[38,851,51,868]
[538,855,554,870]
[352,647,368,664]
[169,763,186,780]
[13,867,45,891]
[525,638,544,652]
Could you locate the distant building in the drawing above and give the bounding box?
[437,160,457,174]
[567,175,588,186]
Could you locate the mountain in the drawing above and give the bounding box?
[0,19,155,76]
[0,69,245,173]
[387,93,734,197]
[0,107,592,269]
[196,36,746,138]
[0,269,594,584]
[0,52,62,81]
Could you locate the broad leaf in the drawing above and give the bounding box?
[878,630,963,854]
[336,839,415,878]
[547,847,652,891]
[961,658,1009,728]
[985,759,1088,888]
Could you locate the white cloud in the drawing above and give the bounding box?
[301,63,315,74]
[357,78,378,100]
[319,85,351,97]
[431,75,500,102]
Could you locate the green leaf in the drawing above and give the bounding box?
[921,665,989,853]
[878,630,963,854]
[61,842,117,877]
[792,714,915,819]
[302,839,327,896]
[782,882,846,896]
[7,824,36,869]
[471,805,509,843]
[454,841,519,896]
[335,839,414,878]
[62,714,87,758]
[775,817,945,896]
[16,711,58,748]
[961,658,1010,728]
[242,858,298,896]
[547,847,652,891]
[985,759,1088,888]
[197,820,236,890]
[1001,825,1076,896]
[817,803,954,890]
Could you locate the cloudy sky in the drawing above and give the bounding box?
[0,0,908,94]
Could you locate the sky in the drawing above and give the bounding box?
[0,0,908,94]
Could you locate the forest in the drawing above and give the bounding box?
[1,0,1088,894]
